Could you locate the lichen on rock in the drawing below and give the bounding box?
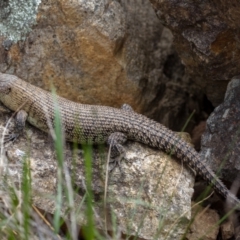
[0,0,41,42]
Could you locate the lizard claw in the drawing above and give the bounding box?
[3,133,19,143]
[108,154,126,179]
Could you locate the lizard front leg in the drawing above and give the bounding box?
[4,110,28,142]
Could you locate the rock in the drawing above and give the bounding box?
[106,135,194,239]
[149,0,240,106]
[0,0,203,131]
[191,121,206,151]
[0,110,194,239]
[221,220,234,240]
[201,76,240,182]
[186,204,219,240]
[0,0,40,41]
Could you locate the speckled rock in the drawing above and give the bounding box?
[0,0,41,41]
[150,0,240,106]
[0,110,194,240]
[107,136,194,240]
[201,76,240,182]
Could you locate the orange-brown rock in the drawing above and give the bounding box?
[0,0,203,130]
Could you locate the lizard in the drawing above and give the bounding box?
[0,72,239,209]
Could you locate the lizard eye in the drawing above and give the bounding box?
[0,87,11,94]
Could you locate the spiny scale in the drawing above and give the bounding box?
[0,73,239,209]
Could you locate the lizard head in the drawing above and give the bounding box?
[0,73,26,112]
[0,72,14,94]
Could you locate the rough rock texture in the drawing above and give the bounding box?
[0,0,41,41]
[191,121,206,151]
[201,76,240,182]
[187,204,219,240]
[107,139,194,240]
[0,110,194,240]
[0,0,202,131]
[221,220,234,240]
[149,0,240,106]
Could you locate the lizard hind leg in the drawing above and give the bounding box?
[107,132,127,171]
[105,103,132,171]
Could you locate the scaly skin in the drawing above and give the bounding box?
[0,72,239,209]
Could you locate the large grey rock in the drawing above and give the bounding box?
[0,110,194,239]
[201,76,240,182]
